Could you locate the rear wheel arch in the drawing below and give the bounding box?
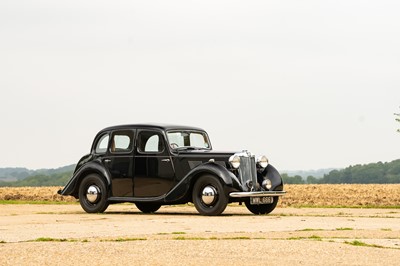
[74,166,112,197]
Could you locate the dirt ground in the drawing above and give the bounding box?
[0,204,399,265]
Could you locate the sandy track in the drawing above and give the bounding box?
[0,204,399,265]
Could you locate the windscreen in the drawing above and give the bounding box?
[167,131,211,150]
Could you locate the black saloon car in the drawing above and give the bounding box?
[58,124,286,215]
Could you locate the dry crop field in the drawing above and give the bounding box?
[0,184,399,207]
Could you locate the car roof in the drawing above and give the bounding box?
[98,123,206,133]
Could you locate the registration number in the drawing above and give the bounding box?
[250,197,273,205]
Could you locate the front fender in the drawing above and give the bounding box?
[262,164,284,190]
[58,160,111,198]
[164,162,240,202]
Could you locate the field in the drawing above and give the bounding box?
[1,184,400,207]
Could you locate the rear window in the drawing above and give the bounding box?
[95,134,109,154]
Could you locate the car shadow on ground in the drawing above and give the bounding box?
[102,210,255,216]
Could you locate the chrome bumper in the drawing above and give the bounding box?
[229,191,286,198]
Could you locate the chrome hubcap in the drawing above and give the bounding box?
[201,186,217,205]
[86,185,100,203]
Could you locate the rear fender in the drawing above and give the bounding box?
[58,160,111,198]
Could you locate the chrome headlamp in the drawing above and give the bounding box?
[257,155,269,168]
[229,155,240,169]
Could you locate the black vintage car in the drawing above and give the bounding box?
[58,124,286,215]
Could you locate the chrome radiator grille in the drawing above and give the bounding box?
[238,154,257,191]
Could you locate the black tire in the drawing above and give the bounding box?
[78,174,109,213]
[245,197,279,215]
[135,202,161,213]
[192,175,228,216]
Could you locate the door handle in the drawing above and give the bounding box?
[161,159,170,162]
[104,159,111,163]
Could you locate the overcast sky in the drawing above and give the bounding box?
[1,0,399,171]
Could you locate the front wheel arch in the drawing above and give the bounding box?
[192,174,229,216]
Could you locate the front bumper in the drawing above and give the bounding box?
[229,191,286,198]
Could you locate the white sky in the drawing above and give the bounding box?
[1,0,399,171]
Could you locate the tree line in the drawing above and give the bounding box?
[283,159,400,184]
[0,171,73,187]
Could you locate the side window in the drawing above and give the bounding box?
[145,135,159,152]
[111,130,134,153]
[138,131,164,153]
[95,134,109,154]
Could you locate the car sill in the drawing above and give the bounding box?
[229,191,286,198]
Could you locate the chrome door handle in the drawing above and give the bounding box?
[104,159,111,163]
[161,159,170,162]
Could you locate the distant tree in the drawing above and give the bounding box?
[282,174,305,184]
[306,175,319,184]
[395,108,400,132]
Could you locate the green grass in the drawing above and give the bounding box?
[381,228,392,231]
[113,237,147,242]
[222,236,251,240]
[173,236,207,240]
[173,236,251,241]
[288,204,400,209]
[288,235,322,241]
[100,237,147,242]
[297,228,325,232]
[156,232,186,235]
[308,235,322,241]
[336,227,354,231]
[345,240,384,248]
[32,237,70,242]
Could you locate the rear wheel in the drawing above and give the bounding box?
[192,175,228,216]
[78,174,109,213]
[245,197,278,215]
[135,202,161,213]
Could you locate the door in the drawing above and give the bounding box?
[103,130,135,197]
[134,130,175,197]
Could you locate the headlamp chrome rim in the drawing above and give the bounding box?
[229,155,240,169]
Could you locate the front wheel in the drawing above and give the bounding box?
[135,202,161,213]
[245,197,279,215]
[78,174,109,213]
[192,175,228,216]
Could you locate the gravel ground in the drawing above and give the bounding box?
[1,204,399,265]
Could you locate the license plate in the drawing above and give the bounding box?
[250,197,273,205]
